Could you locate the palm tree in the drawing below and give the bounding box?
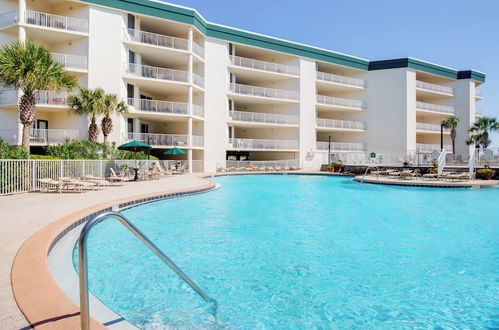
[101,93,128,144]
[0,41,78,152]
[67,88,106,142]
[466,134,487,149]
[468,117,499,149]
[441,116,460,154]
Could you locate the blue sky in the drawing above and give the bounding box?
[165,0,499,146]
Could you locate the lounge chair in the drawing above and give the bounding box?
[37,178,64,193]
[446,172,472,182]
[107,168,129,182]
[83,175,115,187]
[283,166,291,171]
[290,166,299,171]
[60,177,96,192]
[275,166,283,171]
[399,170,415,179]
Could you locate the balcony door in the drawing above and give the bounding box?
[36,120,48,130]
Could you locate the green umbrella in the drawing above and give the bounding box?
[118,140,152,152]
[163,147,187,155]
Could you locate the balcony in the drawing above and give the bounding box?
[416,122,450,133]
[30,128,83,144]
[316,118,366,131]
[316,71,365,88]
[416,143,452,152]
[51,52,87,71]
[0,11,19,29]
[124,63,188,83]
[316,141,365,151]
[193,73,204,88]
[227,138,298,151]
[416,101,454,115]
[229,110,299,126]
[128,98,187,115]
[230,55,299,76]
[124,28,188,51]
[127,98,204,118]
[229,83,299,101]
[316,94,365,110]
[0,89,19,105]
[475,91,483,100]
[36,90,70,107]
[127,132,204,148]
[24,10,88,33]
[192,41,204,59]
[416,80,454,96]
[475,108,482,116]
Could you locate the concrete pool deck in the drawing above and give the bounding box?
[0,174,213,329]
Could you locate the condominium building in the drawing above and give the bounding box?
[0,0,485,172]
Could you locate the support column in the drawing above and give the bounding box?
[454,80,474,157]
[187,27,193,173]
[18,0,26,41]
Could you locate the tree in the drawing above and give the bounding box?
[0,41,77,152]
[101,93,128,143]
[468,117,499,149]
[441,116,460,154]
[67,88,106,142]
[466,134,486,148]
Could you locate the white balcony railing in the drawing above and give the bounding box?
[416,80,454,95]
[191,135,204,147]
[24,10,88,33]
[475,108,482,115]
[227,138,299,150]
[51,52,87,70]
[316,118,366,131]
[316,71,365,88]
[475,91,483,99]
[229,83,299,101]
[35,90,69,106]
[125,28,188,51]
[30,128,82,144]
[0,10,19,28]
[192,104,204,117]
[416,143,452,152]
[316,141,365,151]
[128,98,188,115]
[125,63,188,83]
[230,55,299,76]
[127,132,187,147]
[193,73,204,88]
[229,110,299,126]
[225,159,299,169]
[416,101,455,114]
[0,89,19,105]
[316,94,365,110]
[192,41,205,58]
[416,122,450,133]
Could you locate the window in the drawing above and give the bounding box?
[127,14,135,30]
[129,50,135,64]
[141,124,149,134]
[127,84,134,99]
[127,118,134,133]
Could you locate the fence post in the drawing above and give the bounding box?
[31,160,35,191]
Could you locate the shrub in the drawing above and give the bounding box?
[29,155,61,160]
[45,141,158,160]
[0,138,28,159]
[476,168,496,180]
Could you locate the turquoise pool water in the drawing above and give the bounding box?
[74,175,499,328]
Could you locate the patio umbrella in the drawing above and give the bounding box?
[117,141,152,180]
[163,147,187,155]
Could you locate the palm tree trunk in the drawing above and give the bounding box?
[19,93,36,152]
[88,119,98,142]
[451,128,456,155]
[101,115,113,144]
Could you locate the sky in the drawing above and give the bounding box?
[165,0,499,146]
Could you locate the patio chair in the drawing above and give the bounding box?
[37,178,64,193]
[83,175,115,187]
[107,168,129,182]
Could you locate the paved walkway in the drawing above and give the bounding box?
[0,174,210,330]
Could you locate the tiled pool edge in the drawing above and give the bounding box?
[11,177,217,330]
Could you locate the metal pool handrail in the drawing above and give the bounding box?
[78,211,211,330]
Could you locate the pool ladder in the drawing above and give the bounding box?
[78,211,213,330]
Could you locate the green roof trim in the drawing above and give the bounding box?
[369,58,485,82]
[82,0,484,81]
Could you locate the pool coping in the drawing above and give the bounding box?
[354,175,499,188]
[11,176,217,329]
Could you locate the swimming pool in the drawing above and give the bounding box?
[74,175,499,328]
